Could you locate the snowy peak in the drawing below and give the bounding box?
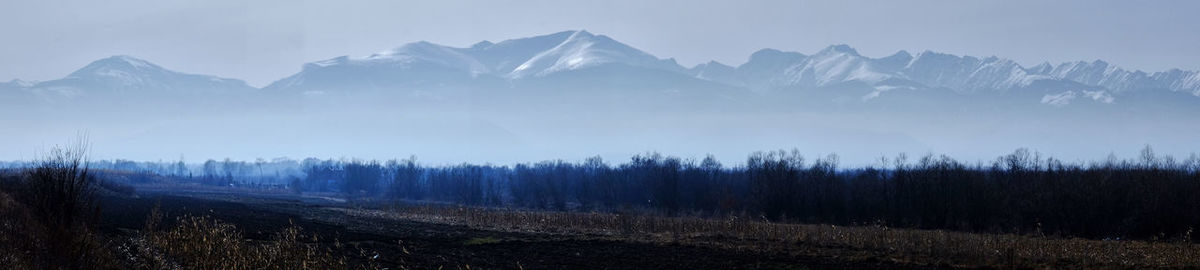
[32,55,252,94]
[689,61,742,87]
[734,49,808,91]
[8,31,1199,108]
[789,44,892,86]
[1028,62,1054,74]
[89,55,160,69]
[1154,69,1200,95]
[505,30,681,78]
[818,44,860,56]
[269,30,691,91]
[875,51,913,71]
[367,41,490,74]
[740,49,807,74]
[723,44,1200,101]
[462,30,584,74]
[730,44,897,90]
[242,31,1200,100]
[691,61,736,75]
[306,56,350,69]
[68,55,173,79]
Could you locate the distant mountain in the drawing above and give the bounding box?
[0,80,31,104]
[264,30,696,93]
[3,30,1199,165]
[722,45,1200,103]
[4,30,1199,108]
[496,30,685,79]
[1,79,33,89]
[24,55,254,97]
[688,61,742,88]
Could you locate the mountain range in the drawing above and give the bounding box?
[5,30,1200,108]
[4,30,1200,165]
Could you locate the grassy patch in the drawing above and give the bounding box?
[138,214,384,270]
[462,237,501,246]
[354,204,1200,269]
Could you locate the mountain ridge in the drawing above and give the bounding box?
[5,30,1199,104]
[15,55,254,97]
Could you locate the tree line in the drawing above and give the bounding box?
[278,147,1200,242]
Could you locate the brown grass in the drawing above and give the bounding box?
[343,204,1200,269]
[135,213,378,270]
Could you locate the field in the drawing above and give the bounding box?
[82,187,1199,269]
[95,189,924,269]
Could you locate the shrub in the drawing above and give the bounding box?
[0,137,119,269]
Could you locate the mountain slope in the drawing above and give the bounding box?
[264,30,692,93]
[500,30,684,78]
[719,45,1200,104]
[28,55,254,97]
[3,30,1197,108]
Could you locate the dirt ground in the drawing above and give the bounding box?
[96,191,957,269]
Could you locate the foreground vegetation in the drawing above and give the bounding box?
[0,141,373,269]
[132,212,369,270]
[0,140,115,269]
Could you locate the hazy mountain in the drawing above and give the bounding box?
[263,30,741,113]
[496,30,685,79]
[265,30,692,92]
[5,30,1195,109]
[3,30,1199,165]
[0,79,32,109]
[722,45,1200,105]
[1,79,33,89]
[20,55,254,99]
[689,61,743,87]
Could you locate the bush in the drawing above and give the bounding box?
[23,140,100,231]
[0,137,118,269]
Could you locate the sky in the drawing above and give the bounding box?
[1,0,1198,87]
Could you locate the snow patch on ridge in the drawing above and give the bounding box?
[506,30,671,78]
[1041,90,1115,107]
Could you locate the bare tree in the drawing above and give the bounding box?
[25,135,98,230]
[22,134,111,268]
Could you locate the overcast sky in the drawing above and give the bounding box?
[2,0,1198,87]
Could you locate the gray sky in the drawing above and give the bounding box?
[2,0,1198,87]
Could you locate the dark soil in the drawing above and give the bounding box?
[97,192,957,269]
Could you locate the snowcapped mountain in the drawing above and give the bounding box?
[26,55,254,97]
[689,61,742,87]
[727,46,1045,94]
[719,45,1200,103]
[265,30,695,92]
[780,45,896,88]
[498,30,684,78]
[4,30,1198,109]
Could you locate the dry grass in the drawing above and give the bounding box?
[0,191,40,269]
[134,213,380,270]
[344,204,1200,269]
